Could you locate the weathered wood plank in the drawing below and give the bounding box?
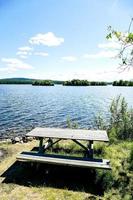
[16,152,111,170]
[26,127,109,142]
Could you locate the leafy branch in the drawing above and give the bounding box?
[106,18,133,70]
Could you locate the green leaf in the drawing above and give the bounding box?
[106,33,112,39]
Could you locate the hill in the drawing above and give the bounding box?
[0,78,64,85]
[0,78,34,84]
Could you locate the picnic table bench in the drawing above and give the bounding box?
[16,127,111,170]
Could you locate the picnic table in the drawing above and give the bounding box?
[16,127,111,170]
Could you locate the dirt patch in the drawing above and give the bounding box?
[0,148,8,161]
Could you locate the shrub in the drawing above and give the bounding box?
[129,145,133,171]
[95,95,133,142]
[95,170,114,191]
[109,95,133,140]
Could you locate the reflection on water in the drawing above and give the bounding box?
[0,85,132,138]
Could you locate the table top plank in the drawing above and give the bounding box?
[26,127,109,142]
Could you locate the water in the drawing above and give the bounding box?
[0,84,132,138]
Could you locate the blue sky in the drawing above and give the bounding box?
[0,0,133,81]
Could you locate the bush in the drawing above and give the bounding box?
[95,95,133,142]
[109,95,133,140]
[95,170,114,191]
[129,145,133,171]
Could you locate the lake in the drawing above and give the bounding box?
[0,84,132,139]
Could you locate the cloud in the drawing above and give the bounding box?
[1,58,33,71]
[83,39,120,60]
[61,56,77,62]
[34,52,49,57]
[17,51,29,55]
[16,51,30,59]
[98,42,121,49]
[16,54,28,59]
[18,46,33,51]
[17,46,33,59]
[98,41,121,49]
[83,50,118,59]
[29,32,64,46]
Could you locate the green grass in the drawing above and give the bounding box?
[0,140,133,200]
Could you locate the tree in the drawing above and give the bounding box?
[106,18,133,70]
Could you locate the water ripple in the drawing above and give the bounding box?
[0,85,133,138]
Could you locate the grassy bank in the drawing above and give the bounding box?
[0,139,133,200]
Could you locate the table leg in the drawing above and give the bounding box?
[39,137,44,153]
[87,140,93,159]
[89,141,93,158]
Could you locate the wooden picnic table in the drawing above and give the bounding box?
[17,127,111,170]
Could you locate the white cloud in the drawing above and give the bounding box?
[61,56,77,62]
[18,46,33,51]
[17,51,28,56]
[98,41,121,49]
[34,52,49,57]
[19,55,28,59]
[17,46,33,59]
[83,50,118,59]
[29,32,64,46]
[1,58,33,71]
[83,39,121,59]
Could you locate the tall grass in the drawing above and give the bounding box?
[95,95,133,142]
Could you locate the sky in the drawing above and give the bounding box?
[0,0,133,81]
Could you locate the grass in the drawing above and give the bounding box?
[0,139,133,200]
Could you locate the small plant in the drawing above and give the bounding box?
[66,117,78,129]
[94,114,107,130]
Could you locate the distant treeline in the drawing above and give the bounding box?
[32,80,54,86]
[113,80,133,86]
[0,78,64,85]
[63,79,107,86]
[1,78,133,87]
[0,78,34,84]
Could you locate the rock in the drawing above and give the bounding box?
[22,136,28,143]
[27,137,33,141]
[11,137,21,144]
[11,135,33,144]
[22,136,33,143]
[15,137,21,142]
